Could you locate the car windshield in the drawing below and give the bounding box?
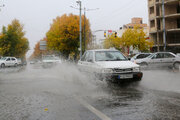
[1,57,7,60]
[147,53,155,58]
[95,51,127,61]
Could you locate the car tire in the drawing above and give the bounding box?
[1,63,5,68]
[173,62,180,69]
[14,63,18,67]
[139,62,148,67]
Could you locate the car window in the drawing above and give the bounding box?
[84,52,90,61]
[86,51,93,62]
[81,52,87,61]
[153,53,164,59]
[136,54,146,59]
[95,51,127,61]
[164,53,175,58]
[6,58,11,61]
[11,58,16,61]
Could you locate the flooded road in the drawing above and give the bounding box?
[0,64,180,120]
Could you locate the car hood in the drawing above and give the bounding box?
[42,60,61,63]
[0,60,5,62]
[96,61,139,69]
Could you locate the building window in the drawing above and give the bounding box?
[150,7,154,14]
[150,20,155,28]
[177,5,180,13]
[177,19,180,28]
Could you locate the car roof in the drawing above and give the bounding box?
[154,52,173,54]
[86,49,119,52]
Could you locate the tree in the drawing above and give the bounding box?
[0,19,29,58]
[46,13,91,58]
[103,34,122,51]
[30,38,50,59]
[121,26,153,52]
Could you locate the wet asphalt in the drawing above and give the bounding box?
[0,64,180,120]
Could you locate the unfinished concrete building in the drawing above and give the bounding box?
[148,0,180,53]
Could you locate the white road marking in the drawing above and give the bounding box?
[75,97,112,120]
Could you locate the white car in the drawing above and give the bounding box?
[135,52,180,69]
[131,53,152,62]
[78,49,143,81]
[0,57,18,68]
[42,55,62,67]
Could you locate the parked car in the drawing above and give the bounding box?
[135,52,180,69]
[131,53,152,62]
[0,57,18,68]
[78,49,143,81]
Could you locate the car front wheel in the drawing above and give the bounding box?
[14,63,18,67]
[1,63,5,68]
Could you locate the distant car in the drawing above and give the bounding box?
[78,49,143,82]
[131,53,152,63]
[135,52,180,69]
[0,57,18,68]
[30,61,35,64]
[42,55,62,67]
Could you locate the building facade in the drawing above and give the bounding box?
[148,0,180,53]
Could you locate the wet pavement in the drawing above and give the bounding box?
[0,64,180,120]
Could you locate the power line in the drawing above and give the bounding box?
[94,0,136,23]
[94,0,140,28]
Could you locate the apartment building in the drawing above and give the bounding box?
[148,0,180,53]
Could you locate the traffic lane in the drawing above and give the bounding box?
[1,65,180,120]
[83,69,180,120]
[0,66,105,120]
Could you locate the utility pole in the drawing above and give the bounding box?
[76,0,82,60]
[70,3,99,55]
[162,0,166,51]
[83,7,86,53]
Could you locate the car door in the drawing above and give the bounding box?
[163,53,176,67]
[78,51,89,72]
[11,57,16,66]
[85,51,95,73]
[5,58,11,66]
[150,53,164,67]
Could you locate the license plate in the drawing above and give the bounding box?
[118,74,133,79]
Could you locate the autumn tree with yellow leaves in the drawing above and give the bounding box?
[121,26,153,52]
[103,34,122,51]
[0,19,29,58]
[46,13,91,58]
[30,38,50,59]
[103,26,153,53]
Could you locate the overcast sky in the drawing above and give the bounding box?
[0,0,148,57]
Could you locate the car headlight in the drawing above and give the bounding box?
[133,67,140,72]
[101,69,113,73]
